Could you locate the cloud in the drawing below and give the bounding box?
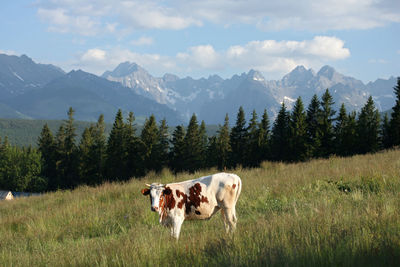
[71,36,350,79]
[131,36,154,46]
[177,45,221,70]
[35,0,400,35]
[0,49,17,55]
[180,0,400,31]
[75,47,175,75]
[37,8,101,36]
[81,49,106,61]
[35,0,201,35]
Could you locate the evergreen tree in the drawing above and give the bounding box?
[334,103,348,156]
[37,123,57,190]
[259,109,271,161]
[198,120,208,169]
[125,112,145,178]
[91,114,107,183]
[319,89,336,157]
[170,125,186,173]
[289,97,309,161]
[382,113,391,149]
[0,145,44,192]
[206,135,218,168]
[140,115,159,172]
[390,77,400,146]
[54,124,66,188]
[343,111,358,156]
[230,106,248,167]
[63,107,79,188]
[306,94,322,158]
[78,115,107,186]
[270,103,290,161]
[216,114,231,170]
[246,110,261,167]
[105,109,127,181]
[154,118,170,172]
[357,96,381,154]
[78,126,95,185]
[183,114,202,172]
[54,108,79,189]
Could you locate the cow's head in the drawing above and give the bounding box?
[141,183,172,213]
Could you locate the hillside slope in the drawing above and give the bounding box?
[0,150,399,266]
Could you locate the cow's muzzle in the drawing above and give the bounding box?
[151,206,158,212]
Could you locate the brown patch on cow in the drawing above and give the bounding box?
[162,187,175,210]
[176,190,187,209]
[232,184,236,189]
[185,183,209,215]
[173,183,209,214]
[141,188,150,195]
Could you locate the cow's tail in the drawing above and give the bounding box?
[234,176,242,205]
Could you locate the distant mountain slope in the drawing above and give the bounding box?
[0,102,31,119]
[0,54,65,99]
[7,70,183,124]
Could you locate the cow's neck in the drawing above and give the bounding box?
[159,194,168,222]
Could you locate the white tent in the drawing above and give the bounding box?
[0,190,14,200]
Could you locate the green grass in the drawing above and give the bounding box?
[0,150,399,266]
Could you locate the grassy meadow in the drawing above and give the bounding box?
[0,149,399,266]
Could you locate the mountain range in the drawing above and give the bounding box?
[0,53,397,125]
[102,62,397,124]
[0,54,182,124]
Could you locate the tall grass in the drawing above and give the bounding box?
[1,150,399,266]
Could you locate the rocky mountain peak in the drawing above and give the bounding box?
[247,69,265,82]
[283,65,315,85]
[102,61,145,78]
[317,65,336,79]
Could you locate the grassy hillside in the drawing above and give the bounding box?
[0,150,399,266]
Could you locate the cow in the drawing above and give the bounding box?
[141,172,242,239]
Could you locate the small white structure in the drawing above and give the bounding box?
[0,190,14,201]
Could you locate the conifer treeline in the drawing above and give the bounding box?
[1,78,400,192]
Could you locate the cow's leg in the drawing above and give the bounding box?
[232,206,237,224]
[170,217,184,239]
[220,208,229,233]
[222,207,236,233]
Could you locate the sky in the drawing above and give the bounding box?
[0,0,399,83]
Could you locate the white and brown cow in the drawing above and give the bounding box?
[141,172,242,239]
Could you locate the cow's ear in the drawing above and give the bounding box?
[163,187,172,195]
[141,188,150,195]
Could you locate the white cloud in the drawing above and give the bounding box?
[223,36,350,75]
[81,49,106,61]
[177,45,221,70]
[75,47,175,76]
[35,0,400,35]
[118,1,202,30]
[131,36,154,46]
[71,36,349,79]
[0,49,17,56]
[180,0,400,31]
[37,8,100,36]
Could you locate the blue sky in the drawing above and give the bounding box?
[1,0,399,82]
